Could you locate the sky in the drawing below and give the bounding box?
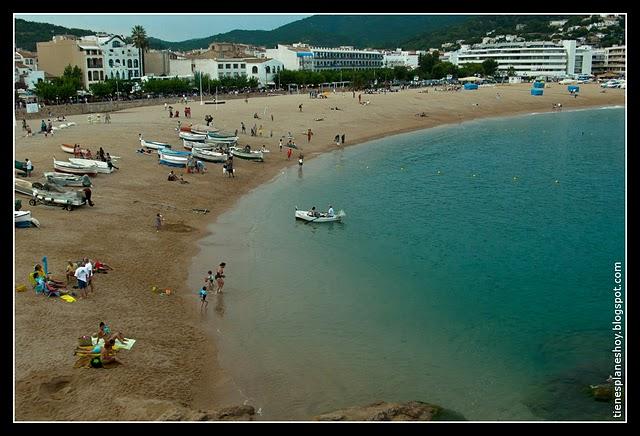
[15,14,312,41]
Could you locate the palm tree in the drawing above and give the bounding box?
[131,25,149,77]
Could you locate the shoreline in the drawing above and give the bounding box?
[14,84,624,420]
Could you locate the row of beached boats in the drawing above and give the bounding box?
[51,144,122,175]
[15,177,89,212]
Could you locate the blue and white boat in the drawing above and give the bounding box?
[159,149,188,167]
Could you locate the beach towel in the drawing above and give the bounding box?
[92,337,136,350]
[60,295,76,303]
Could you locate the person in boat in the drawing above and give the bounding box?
[327,205,335,217]
[308,206,319,217]
[244,144,251,153]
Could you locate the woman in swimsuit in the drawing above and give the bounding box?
[215,262,226,294]
[96,322,127,344]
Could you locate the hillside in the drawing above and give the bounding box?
[401,15,625,50]
[16,15,471,52]
[15,18,98,51]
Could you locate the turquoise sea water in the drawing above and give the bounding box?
[189,107,625,421]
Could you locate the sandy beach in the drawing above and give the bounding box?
[14,83,624,421]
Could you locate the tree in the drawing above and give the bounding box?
[506,66,516,77]
[131,25,149,76]
[482,59,499,77]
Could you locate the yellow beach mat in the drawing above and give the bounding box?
[91,337,136,350]
[60,295,76,303]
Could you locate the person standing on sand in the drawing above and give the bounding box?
[155,213,164,232]
[241,122,246,134]
[358,93,362,104]
[271,114,274,122]
[215,262,226,294]
[307,128,313,142]
[83,187,94,207]
[279,138,283,151]
[299,104,303,112]
[25,159,32,177]
[287,147,292,160]
[341,134,345,145]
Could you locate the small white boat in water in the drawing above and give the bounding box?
[295,208,345,223]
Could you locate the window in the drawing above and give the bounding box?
[265,66,271,74]
[134,59,139,68]
[100,71,104,80]
[109,59,113,67]
[134,70,139,77]
[128,59,132,68]
[113,41,121,48]
[241,64,245,69]
[233,64,238,68]
[88,72,92,81]
[252,66,258,74]
[226,64,231,69]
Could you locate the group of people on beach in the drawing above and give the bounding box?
[199,262,227,309]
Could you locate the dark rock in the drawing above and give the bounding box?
[590,384,614,402]
[315,401,442,421]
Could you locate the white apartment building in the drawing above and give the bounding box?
[451,39,593,77]
[265,43,383,71]
[169,57,284,87]
[381,49,422,69]
[93,34,142,79]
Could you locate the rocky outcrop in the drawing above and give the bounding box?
[590,384,615,402]
[315,401,442,421]
[157,405,256,421]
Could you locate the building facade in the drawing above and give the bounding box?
[451,39,593,78]
[37,34,141,87]
[381,49,422,69]
[169,57,284,87]
[266,43,383,71]
[37,35,104,88]
[144,50,177,76]
[605,45,625,75]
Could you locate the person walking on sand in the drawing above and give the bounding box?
[334,134,341,146]
[358,93,362,104]
[215,262,226,294]
[271,114,274,122]
[155,213,164,232]
[83,187,94,207]
[241,122,246,134]
[74,263,89,299]
[206,270,215,291]
[298,153,304,166]
[279,138,283,152]
[299,103,303,112]
[307,128,313,142]
[287,147,292,160]
[199,286,209,309]
[341,133,345,145]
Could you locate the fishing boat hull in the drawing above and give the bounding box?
[183,139,216,150]
[68,158,113,174]
[230,149,264,161]
[53,160,99,176]
[15,178,34,196]
[192,148,228,163]
[295,209,343,223]
[43,172,92,187]
[141,139,172,150]
[30,188,87,209]
[190,124,219,135]
[15,210,33,227]
[159,150,188,167]
[179,131,207,141]
[205,132,238,143]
